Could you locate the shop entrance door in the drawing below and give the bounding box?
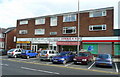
[32,45,38,52]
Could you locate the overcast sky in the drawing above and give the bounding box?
[0,0,119,28]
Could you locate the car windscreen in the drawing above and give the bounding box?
[98,54,109,59]
[41,50,47,54]
[59,52,68,56]
[7,49,15,52]
[21,50,26,53]
[78,53,88,57]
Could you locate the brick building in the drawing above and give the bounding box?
[16,7,120,56]
[0,28,6,49]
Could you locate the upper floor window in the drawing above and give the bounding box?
[35,17,45,25]
[89,11,106,17]
[19,30,28,34]
[63,26,76,34]
[0,33,4,38]
[19,20,28,25]
[35,29,45,35]
[50,16,57,26]
[63,14,76,22]
[89,24,106,31]
[50,32,57,35]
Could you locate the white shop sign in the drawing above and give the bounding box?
[17,37,81,42]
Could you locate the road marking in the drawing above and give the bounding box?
[0,64,8,66]
[65,62,74,67]
[114,63,118,73]
[21,67,60,75]
[88,62,95,69]
[1,58,120,75]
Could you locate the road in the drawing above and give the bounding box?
[0,56,120,76]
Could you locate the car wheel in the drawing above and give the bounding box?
[40,59,43,61]
[14,55,17,58]
[63,60,67,64]
[27,56,30,59]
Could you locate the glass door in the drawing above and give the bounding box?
[32,45,38,52]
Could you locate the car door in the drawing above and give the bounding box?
[32,50,36,57]
[27,50,32,57]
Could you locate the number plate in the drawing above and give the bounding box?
[77,62,81,63]
[99,63,106,65]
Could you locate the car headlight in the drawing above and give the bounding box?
[60,58,65,60]
[82,59,87,61]
[73,58,77,61]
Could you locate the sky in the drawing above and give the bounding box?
[0,0,119,28]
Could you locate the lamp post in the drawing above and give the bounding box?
[77,0,80,55]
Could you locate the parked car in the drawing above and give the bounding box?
[95,54,113,67]
[52,51,75,64]
[40,50,59,61]
[0,49,7,55]
[21,50,38,59]
[7,48,23,58]
[73,52,93,65]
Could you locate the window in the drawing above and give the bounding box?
[0,33,4,38]
[50,32,57,35]
[89,11,106,17]
[19,20,28,25]
[35,18,45,25]
[0,42,4,48]
[89,24,106,31]
[19,30,28,34]
[63,27,76,34]
[50,16,57,26]
[35,29,45,35]
[52,51,54,54]
[63,14,76,22]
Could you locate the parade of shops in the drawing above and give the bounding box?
[16,7,120,56]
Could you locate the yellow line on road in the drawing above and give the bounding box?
[1,59,119,75]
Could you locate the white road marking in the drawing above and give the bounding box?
[88,62,95,69]
[21,67,60,75]
[46,62,52,65]
[0,64,9,66]
[115,63,119,73]
[65,62,74,67]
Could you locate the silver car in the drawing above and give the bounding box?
[7,48,23,58]
[40,50,59,61]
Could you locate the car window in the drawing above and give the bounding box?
[15,50,18,52]
[41,50,47,54]
[28,51,31,53]
[32,51,35,53]
[18,49,21,52]
[98,54,109,59]
[52,51,54,54]
[78,53,88,57]
[49,51,51,54]
[22,50,26,53]
[8,49,15,52]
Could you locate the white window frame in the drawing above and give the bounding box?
[35,17,45,25]
[0,33,4,38]
[50,32,57,35]
[35,29,45,35]
[63,26,76,34]
[89,10,106,17]
[63,14,76,22]
[89,24,107,31]
[0,42,4,48]
[19,20,28,25]
[50,16,57,26]
[19,30,28,34]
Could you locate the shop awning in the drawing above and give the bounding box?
[57,41,80,45]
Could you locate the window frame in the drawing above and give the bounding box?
[63,26,76,34]
[50,16,57,26]
[89,10,106,17]
[19,30,28,34]
[34,29,45,35]
[19,20,28,25]
[35,17,45,25]
[63,14,76,22]
[89,24,107,31]
[50,32,57,35]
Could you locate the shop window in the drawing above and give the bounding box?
[19,20,28,25]
[35,29,45,35]
[89,24,106,31]
[35,17,45,25]
[89,11,106,17]
[63,14,76,22]
[63,27,76,34]
[19,30,28,34]
[50,16,57,26]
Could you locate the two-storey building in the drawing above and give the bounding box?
[16,7,120,56]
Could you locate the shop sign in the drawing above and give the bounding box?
[16,41,30,43]
[57,41,80,45]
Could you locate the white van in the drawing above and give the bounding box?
[40,50,59,61]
